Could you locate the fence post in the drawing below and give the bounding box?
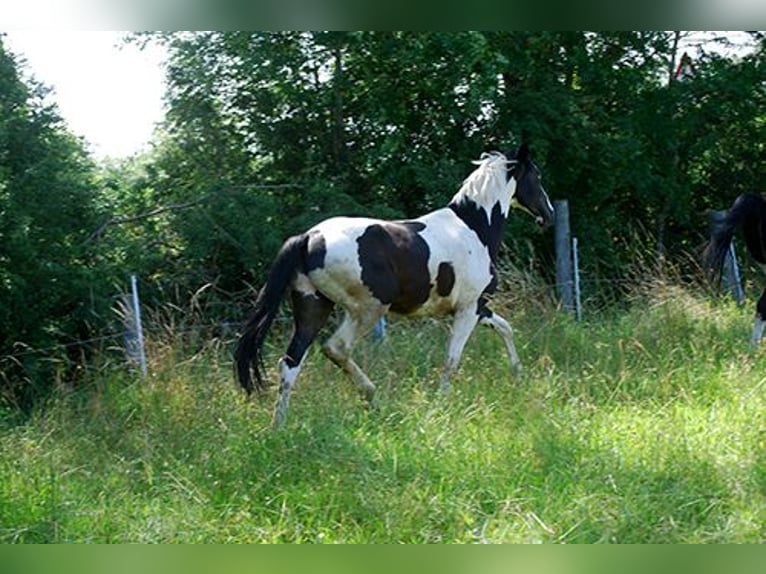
[126,274,148,377]
[373,316,387,341]
[554,200,574,313]
[711,210,745,305]
[573,236,582,322]
[727,242,745,305]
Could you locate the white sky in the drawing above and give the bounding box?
[1,30,759,160]
[4,31,166,159]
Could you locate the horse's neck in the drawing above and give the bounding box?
[447,168,510,259]
[448,194,508,261]
[743,206,766,264]
[736,195,766,263]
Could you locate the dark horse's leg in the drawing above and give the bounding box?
[274,287,334,427]
[752,288,766,346]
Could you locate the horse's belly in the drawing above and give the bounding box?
[402,293,458,317]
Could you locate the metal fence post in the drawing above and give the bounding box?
[711,210,745,305]
[573,236,582,322]
[555,200,574,313]
[128,275,147,377]
[727,241,745,305]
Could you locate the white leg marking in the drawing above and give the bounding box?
[273,358,303,428]
[480,312,522,376]
[440,308,480,394]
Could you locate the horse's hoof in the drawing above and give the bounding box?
[361,384,377,406]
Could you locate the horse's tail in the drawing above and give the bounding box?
[703,194,758,282]
[235,234,308,395]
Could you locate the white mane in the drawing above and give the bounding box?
[450,152,517,212]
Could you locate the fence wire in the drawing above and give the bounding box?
[0,262,744,373]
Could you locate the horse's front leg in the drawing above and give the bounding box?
[480,311,522,376]
[440,307,480,394]
[752,288,766,346]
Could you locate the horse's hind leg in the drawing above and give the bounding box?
[274,288,334,428]
[323,307,384,404]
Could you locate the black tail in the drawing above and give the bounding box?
[235,234,309,395]
[702,194,759,283]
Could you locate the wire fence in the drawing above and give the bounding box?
[0,262,742,373]
[0,202,748,381]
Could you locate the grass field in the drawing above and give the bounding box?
[1,281,764,543]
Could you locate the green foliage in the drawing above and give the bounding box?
[0,39,118,409]
[3,31,765,412]
[0,283,763,542]
[1,31,764,541]
[128,32,765,300]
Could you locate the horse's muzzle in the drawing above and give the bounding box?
[536,212,555,228]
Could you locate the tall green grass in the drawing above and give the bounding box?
[1,281,764,542]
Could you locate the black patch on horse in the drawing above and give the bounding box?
[476,262,499,319]
[357,221,431,314]
[436,262,455,297]
[284,289,334,368]
[448,197,506,261]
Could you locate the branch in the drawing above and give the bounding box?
[87,184,302,242]
[88,197,205,241]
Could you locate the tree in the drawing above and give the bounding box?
[136,32,765,304]
[0,37,115,409]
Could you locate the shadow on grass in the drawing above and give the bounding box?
[527,424,737,543]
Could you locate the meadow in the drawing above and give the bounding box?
[1,277,764,543]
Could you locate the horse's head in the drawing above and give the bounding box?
[508,144,555,228]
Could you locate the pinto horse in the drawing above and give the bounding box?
[703,193,766,344]
[236,145,555,426]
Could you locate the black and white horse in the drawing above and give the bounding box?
[703,193,766,344]
[236,145,555,426]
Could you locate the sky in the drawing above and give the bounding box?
[1,30,759,160]
[4,31,166,159]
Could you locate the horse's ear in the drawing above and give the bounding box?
[516,143,530,162]
[498,143,518,160]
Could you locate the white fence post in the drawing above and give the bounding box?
[126,275,147,377]
[573,236,582,322]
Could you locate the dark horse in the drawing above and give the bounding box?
[703,193,766,344]
[236,145,555,426]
